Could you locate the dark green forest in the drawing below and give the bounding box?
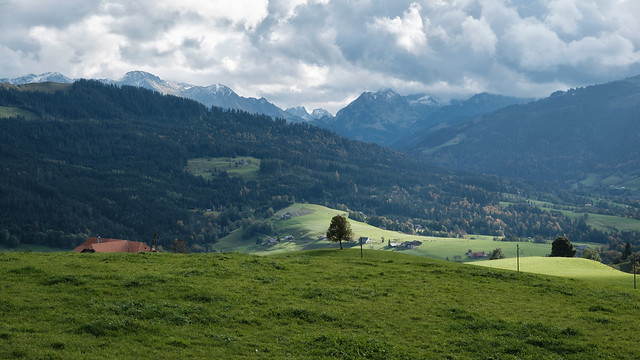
[0,80,636,261]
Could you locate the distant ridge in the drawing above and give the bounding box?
[313,88,529,148]
[0,72,73,84]
[408,75,640,190]
[1,71,322,123]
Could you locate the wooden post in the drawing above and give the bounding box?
[360,238,363,258]
[516,244,520,273]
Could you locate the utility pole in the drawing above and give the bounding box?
[516,243,520,273]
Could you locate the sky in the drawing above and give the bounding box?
[1,0,640,114]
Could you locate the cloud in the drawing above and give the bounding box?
[1,0,640,113]
[371,2,427,54]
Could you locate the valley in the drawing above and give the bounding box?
[1,78,639,268]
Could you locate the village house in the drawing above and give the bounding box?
[466,250,488,259]
[73,237,151,253]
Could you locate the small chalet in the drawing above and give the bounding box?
[359,237,372,244]
[73,237,151,253]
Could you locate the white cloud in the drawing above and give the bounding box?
[372,2,427,54]
[1,0,640,113]
[461,16,497,55]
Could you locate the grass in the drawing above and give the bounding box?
[1,250,639,359]
[185,157,261,181]
[217,203,590,261]
[501,194,640,233]
[0,106,38,120]
[471,256,634,289]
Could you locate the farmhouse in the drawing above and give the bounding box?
[73,237,151,253]
[467,250,488,259]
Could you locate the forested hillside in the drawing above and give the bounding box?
[408,75,640,195]
[0,81,631,253]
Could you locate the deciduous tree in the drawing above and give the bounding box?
[490,248,505,260]
[326,215,353,250]
[550,236,576,257]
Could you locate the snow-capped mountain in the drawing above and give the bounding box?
[312,88,444,147]
[1,71,330,123]
[103,71,306,122]
[311,88,529,149]
[285,106,334,122]
[0,72,73,84]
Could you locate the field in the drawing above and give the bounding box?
[0,106,38,120]
[471,256,635,289]
[216,203,596,261]
[185,157,261,181]
[1,250,639,359]
[501,196,640,233]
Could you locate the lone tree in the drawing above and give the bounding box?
[550,236,576,257]
[326,215,353,250]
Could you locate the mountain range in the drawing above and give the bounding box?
[0,71,325,123]
[0,71,529,147]
[3,71,640,197]
[314,89,530,148]
[407,75,640,194]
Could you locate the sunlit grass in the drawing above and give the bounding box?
[218,203,586,261]
[471,256,634,289]
[1,250,640,359]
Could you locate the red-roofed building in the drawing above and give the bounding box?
[73,237,151,253]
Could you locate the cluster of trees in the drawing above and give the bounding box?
[1,80,638,255]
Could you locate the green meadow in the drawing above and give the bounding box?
[1,250,639,359]
[471,256,635,289]
[185,157,261,181]
[216,203,592,261]
[501,196,640,233]
[0,106,38,120]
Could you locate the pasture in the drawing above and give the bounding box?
[185,156,261,181]
[471,256,635,289]
[217,203,595,261]
[1,250,640,359]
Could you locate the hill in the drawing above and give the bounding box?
[407,75,640,197]
[0,80,631,254]
[0,80,514,250]
[1,251,639,359]
[471,256,633,288]
[216,203,564,260]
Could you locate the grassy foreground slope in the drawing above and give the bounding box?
[217,203,568,259]
[471,257,634,289]
[2,251,640,359]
